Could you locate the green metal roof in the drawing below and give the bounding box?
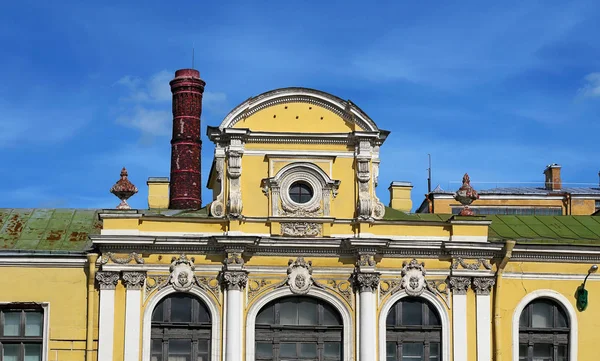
[0,209,101,252]
[487,215,600,245]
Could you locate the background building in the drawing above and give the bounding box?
[0,69,599,361]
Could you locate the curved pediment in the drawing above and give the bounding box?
[218,87,379,133]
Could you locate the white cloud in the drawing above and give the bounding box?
[116,106,171,137]
[578,73,600,97]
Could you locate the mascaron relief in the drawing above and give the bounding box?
[279,257,324,294]
[169,254,197,292]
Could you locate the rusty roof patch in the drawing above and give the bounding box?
[0,209,101,252]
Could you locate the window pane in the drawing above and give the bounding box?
[197,340,209,353]
[280,300,297,325]
[324,342,341,358]
[558,345,568,361]
[518,344,528,361]
[386,309,395,326]
[519,308,528,327]
[169,339,191,361]
[3,344,19,361]
[402,343,423,361]
[197,302,211,323]
[323,304,342,325]
[401,300,423,325]
[24,344,42,361]
[532,343,552,361]
[171,296,192,322]
[429,343,440,361]
[25,312,43,336]
[280,343,297,357]
[386,342,397,361]
[556,306,568,328]
[256,343,272,358]
[256,304,274,324]
[428,307,440,326]
[300,343,317,358]
[152,304,164,322]
[531,302,553,328]
[4,312,21,336]
[298,300,318,325]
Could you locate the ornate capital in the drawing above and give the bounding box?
[449,276,471,295]
[221,270,249,291]
[96,271,119,290]
[122,271,146,289]
[472,277,495,295]
[352,271,380,293]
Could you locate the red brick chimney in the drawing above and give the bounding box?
[169,69,205,209]
[544,163,562,191]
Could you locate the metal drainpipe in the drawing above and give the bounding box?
[493,240,516,361]
[86,253,98,361]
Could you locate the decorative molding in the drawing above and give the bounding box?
[380,279,401,297]
[326,280,353,304]
[357,254,376,267]
[145,275,169,294]
[209,147,226,218]
[223,250,245,267]
[451,257,492,271]
[280,257,323,294]
[352,271,380,293]
[449,276,471,295]
[355,138,385,220]
[400,259,427,296]
[472,277,495,295]
[427,279,451,308]
[96,271,120,290]
[227,137,245,218]
[100,252,144,265]
[168,254,196,292]
[248,279,271,301]
[220,270,249,291]
[122,271,146,289]
[281,222,322,237]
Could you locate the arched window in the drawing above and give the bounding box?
[518,299,569,361]
[255,296,343,361]
[151,293,212,361]
[386,297,442,361]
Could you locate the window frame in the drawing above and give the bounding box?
[150,293,212,361]
[385,297,442,361]
[518,299,569,361]
[0,303,48,361]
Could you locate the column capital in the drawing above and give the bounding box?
[449,276,471,295]
[220,270,248,291]
[352,271,381,293]
[472,277,495,295]
[122,271,146,289]
[96,271,120,290]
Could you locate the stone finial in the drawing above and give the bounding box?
[454,173,479,216]
[110,167,138,209]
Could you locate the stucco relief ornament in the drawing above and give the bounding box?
[401,259,427,296]
[453,173,479,216]
[109,167,138,209]
[283,257,323,294]
[168,254,196,292]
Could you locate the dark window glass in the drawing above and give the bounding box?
[289,182,313,204]
[386,298,441,361]
[518,299,569,361]
[151,294,211,361]
[0,306,44,361]
[255,296,342,361]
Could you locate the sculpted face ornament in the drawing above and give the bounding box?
[169,254,196,292]
[284,257,322,294]
[401,259,427,296]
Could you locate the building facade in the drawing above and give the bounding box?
[1,69,599,361]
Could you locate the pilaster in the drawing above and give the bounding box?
[96,271,119,361]
[449,276,471,361]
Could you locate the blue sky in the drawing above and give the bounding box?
[2,0,600,210]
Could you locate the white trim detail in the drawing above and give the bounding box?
[476,294,491,361]
[225,288,243,361]
[0,302,50,361]
[452,293,468,361]
[511,290,578,361]
[246,287,353,361]
[0,257,87,267]
[359,290,377,361]
[449,235,488,243]
[378,290,450,361]
[98,289,116,361]
[142,287,221,361]
[124,288,142,361]
[503,272,600,280]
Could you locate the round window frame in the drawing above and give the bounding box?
[288,181,314,205]
[280,172,322,213]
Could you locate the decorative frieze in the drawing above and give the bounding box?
[281,222,322,237]
[451,257,492,271]
[122,271,146,289]
[220,270,249,291]
[352,271,381,293]
[96,271,120,290]
[449,276,472,295]
[472,277,496,295]
[100,252,144,265]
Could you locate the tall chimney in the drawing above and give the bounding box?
[169,69,205,209]
[544,163,562,191]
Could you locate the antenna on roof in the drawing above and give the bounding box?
[427,154,432,193]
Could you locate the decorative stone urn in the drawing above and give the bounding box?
[454,173,479,216]
[110,167,138,209]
